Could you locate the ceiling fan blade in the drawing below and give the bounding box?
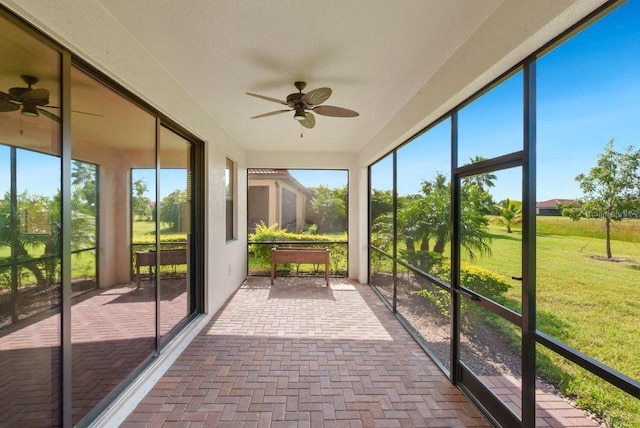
[0,92,19,112]
[251,109,292,119]
[246,92,288,106]
[312,105,359,118]
[36,107,61,123]
[302,87,331,106]
[8,87,28,101]
[299,112,316,129]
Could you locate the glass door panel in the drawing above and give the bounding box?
[369,155,394,305]
[70,66,157,424]
[0,14,62,426]
[456,166,523,426]
[159,126,192,340]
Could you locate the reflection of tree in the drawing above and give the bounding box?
[132,178,152,220]
[0,160,96,323]
[562,140,640,260]
[160,189,187,231]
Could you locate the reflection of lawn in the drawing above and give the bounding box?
[132,221,187,242]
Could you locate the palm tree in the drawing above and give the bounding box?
[496,198,522,233]
[467,156,497,193]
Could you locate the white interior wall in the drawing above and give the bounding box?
[2,0,249,316]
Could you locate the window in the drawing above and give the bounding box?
[225,158,235,241]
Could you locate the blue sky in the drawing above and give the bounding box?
[1,1,638,205]
[372,1,640,202]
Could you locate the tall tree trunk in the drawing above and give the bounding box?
[433,238,446,254]
[605,216,612,259]
[420,237,429,252]
[405,238,415,256]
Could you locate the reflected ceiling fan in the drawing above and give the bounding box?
[0,74,101,122]
[246,81,358,129]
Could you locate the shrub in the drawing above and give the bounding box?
[414,258,510,319]
[249,222,348,274]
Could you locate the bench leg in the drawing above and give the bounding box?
[136,266,141,289]
[325,263,329,286]
[271,261,275,285]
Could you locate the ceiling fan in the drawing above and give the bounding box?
[246,81,358,129]
[0,74,100,122]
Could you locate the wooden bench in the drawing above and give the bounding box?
[135,248,187,288]
[270,246,330,286]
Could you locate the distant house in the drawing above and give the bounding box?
[535,199,579,216]
[248,169,311,232]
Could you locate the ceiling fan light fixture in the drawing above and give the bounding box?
[294,106,306,121]
[21,103,39,117]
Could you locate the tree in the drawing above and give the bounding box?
[467,156,497,193]
[495,198,522,233]
[306,185,347,233]
[397,173,492,264]
[370,189,393,225]
[562,140,640,259]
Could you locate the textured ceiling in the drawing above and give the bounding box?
[94,0,504,153]
[2,1,607,158]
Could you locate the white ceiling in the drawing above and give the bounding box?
[93,0,505,154]
[2,1,606,158]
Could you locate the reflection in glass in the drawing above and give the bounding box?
[70,66,157,424]
[369,156,394,304]
[159,126,192,339]
[535,3,640,423]
[459,167,522,314]
[71,160,97,294]
[226,158,234,241]
[458,70,523,165]
[460,299,522,419]
[0,12,61,425]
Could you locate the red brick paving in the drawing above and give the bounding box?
[124,278,490,427]
[123,277,602,427]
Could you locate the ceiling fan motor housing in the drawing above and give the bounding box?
[286,93,304,107]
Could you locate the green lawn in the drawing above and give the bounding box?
[464,219,640,427]
[371,217,640,426]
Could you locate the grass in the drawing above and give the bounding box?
[371,217,640,426]
[463,220,640,427]
[536,216,640,244]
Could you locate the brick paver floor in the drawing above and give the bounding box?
[123,277,600,427]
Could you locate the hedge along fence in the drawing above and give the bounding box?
[410,258,518,344]
[248,222,348,276]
